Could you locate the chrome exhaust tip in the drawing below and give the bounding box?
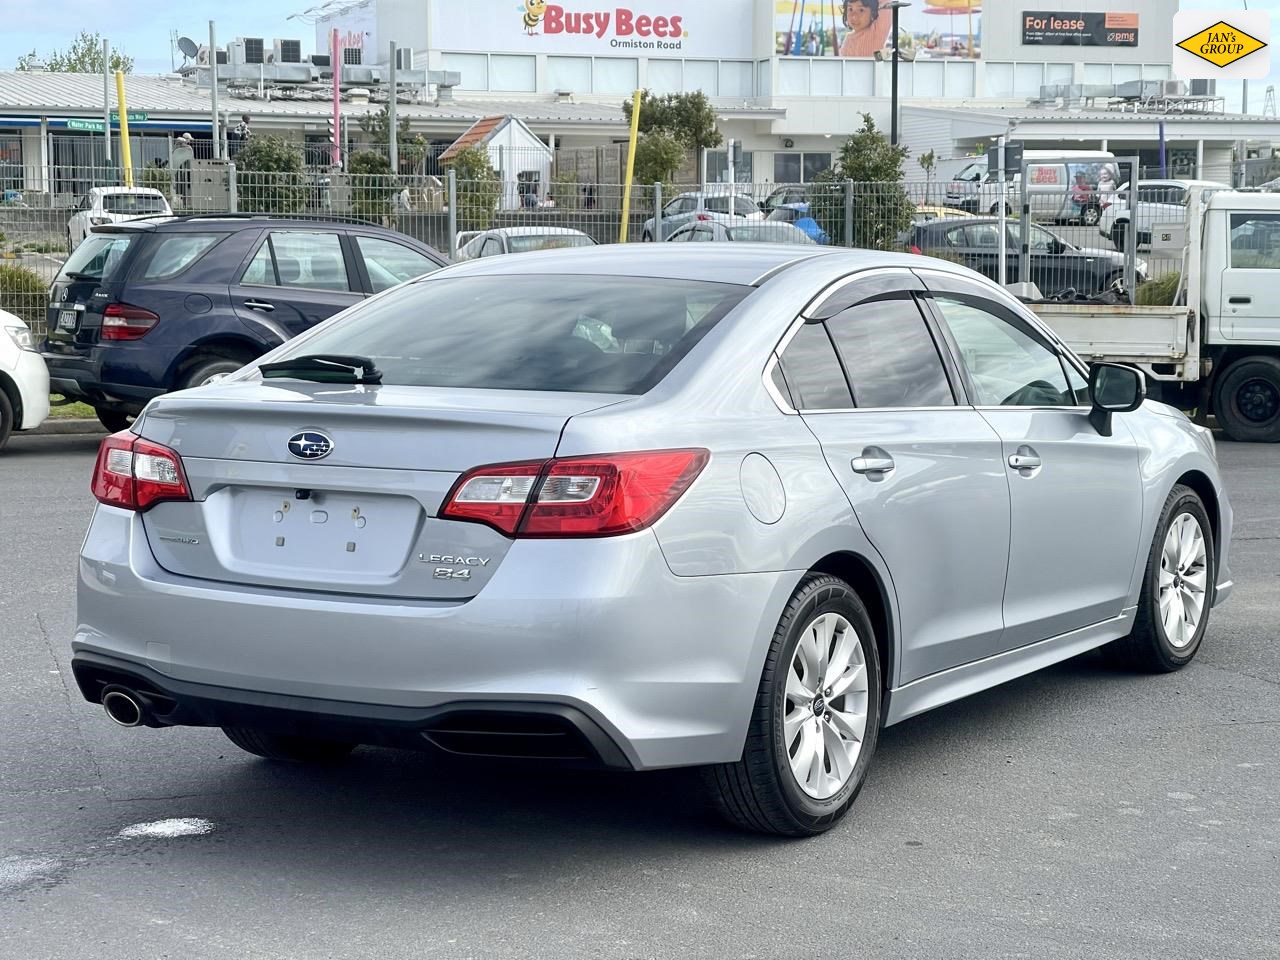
[102,687,144,728]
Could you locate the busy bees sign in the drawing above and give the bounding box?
[1173,11,1270,79]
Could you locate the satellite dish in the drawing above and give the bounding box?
[178,36,199,59]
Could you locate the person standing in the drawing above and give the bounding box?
[839,0,892,58]
[233,114,253,141]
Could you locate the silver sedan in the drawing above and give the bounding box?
[72,244,1232,836]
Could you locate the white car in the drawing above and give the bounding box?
[456,226,596,261]
[642,191,764,241]
[0,309,50,450]
[1098,179,1229,251]
[67,188,172,250]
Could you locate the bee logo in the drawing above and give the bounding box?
[520,0,547,35]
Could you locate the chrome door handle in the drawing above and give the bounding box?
[852,455,895,475]
[1009,449,1042,470]
[244,299,275,311]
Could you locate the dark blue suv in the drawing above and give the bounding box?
[43,216,447,430]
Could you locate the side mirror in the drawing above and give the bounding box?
[1088,362,1146,436]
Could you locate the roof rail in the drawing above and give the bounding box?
[165,212,384,228]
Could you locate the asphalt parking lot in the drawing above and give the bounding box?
[1,433,1277,960]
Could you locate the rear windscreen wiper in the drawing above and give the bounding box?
[259,354,383,385]
[63,272,99,282]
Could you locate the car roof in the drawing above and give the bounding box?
[98,215,429,240]
[424,242,915,286]
[486,226,593,238]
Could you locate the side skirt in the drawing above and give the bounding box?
[883,607,1137,726]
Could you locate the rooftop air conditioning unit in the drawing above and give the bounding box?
[310,53,331,67]
[225,40,245,65]
[395,47,414,71]
[342,47,363,66]
[196,45,210,66]
[275,39,302,64]
[242,37,265,64]
[1163,80,1188,97]
[215,49,228,66]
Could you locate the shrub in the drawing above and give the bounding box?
[346,150,395,222]
[139,165,173,204]
[0,263,47,327]
[550,171,580,211]
[1136,272,1181,306]
[443,146,501,231]
[235,135,306,214]
[631,132,685,189]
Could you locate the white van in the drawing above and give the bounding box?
[946,151,1117,225]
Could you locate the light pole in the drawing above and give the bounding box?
[887,1,910,146]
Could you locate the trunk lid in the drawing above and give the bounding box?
[136,381,627,599]
[44,230,142,350]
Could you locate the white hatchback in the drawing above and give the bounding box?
[0,308,50,450]
[67,188,172,250]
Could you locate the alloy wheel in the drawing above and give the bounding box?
[784,612,870,800]
[1158,513,1209,649]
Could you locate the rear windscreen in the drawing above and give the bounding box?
[267,274,752,394]
[57,234,135,282]
[506,235,595,253]
[103,194,169,215]
[726,224,815,244]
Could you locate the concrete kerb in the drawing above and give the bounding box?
[28,419,107,437]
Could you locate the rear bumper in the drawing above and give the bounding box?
[43,351,164,412]
[74,505,797,770]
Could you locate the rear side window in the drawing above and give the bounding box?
[826,298,954,408]
[102,194,169,215]
[141,234,221,280]
[272,275,751,395]
[705,196,732,214]
[778,323,854,410]
[57,234,134,282]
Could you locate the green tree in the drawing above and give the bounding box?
[234,136,306,214]
[443,146,501,230]
[632,132,685,190]
[357,104,410,149]
[17,31,134,73]
[622,91,723,154]
[918,149,937,205]
[139,164,173,204]
[808,114,914,251]
[346,150,395,222]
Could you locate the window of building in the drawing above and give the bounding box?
[593,58,639,95]
[547,56,591,94]
[490,55,536,92]
[774,153,831,184]
[707,149,754,184]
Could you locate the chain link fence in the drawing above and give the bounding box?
[4,165,1173,340]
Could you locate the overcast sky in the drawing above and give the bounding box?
[1,0,1278,112]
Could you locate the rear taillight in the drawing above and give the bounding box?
[91,431,192,511]
[695,213,712,221]
[101,303,160,340]
[441,449,709,539]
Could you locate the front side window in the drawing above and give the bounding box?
[479,238,504,258]
[268,275,751,395]
[826,297,954,408]
[1229,213,1280,269]
[142,234,221,280]
[733,197,761,217]
[355,236,441,293]
[934,296,1073,406]
[777,323,854,410]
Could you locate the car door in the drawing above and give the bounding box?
[1023,223,1104,296]
[1220,211,1280,344]
[921,271,1143,648]
[777,270,1012,682]
[230,230,362,339]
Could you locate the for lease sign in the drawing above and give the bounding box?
[1022,12,1139,47]
[430,0,752,58]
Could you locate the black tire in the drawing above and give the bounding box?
[706,573,882,836]
[1107,485,1215,672]
[1212,356,1280,443]
[1081,204,1101,227]
[222,726,356,763]
[1112,222,1128,253]
[642,230,654,242]
[0,388,13,451]
[95,408,132,433]
[182,356,249,390]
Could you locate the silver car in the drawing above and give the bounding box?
[73,245,1233,836]
[641,191,763,241]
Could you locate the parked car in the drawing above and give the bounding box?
[761,184,808,214]
[0,308,49,450]
[642,191,763,241]
[67,187,172,250]
[43,215,447,430]
[71,244,1231,836]
[666,218,816,244]
[905,217,1147,297]
[946,151,1116,224]
[765,203,830,244]
[456,226,595,260]
[912,204,973,225]
[1098,179,1230,252]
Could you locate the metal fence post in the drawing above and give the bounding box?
[227,162,238,213]
[653,182,663,242]
[447,168,458,260]
[843,180,854,248]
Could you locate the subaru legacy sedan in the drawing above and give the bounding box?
[71,245,1232,836]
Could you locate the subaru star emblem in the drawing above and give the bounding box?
[287,431,334,461]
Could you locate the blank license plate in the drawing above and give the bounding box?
[57,309,78,331]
